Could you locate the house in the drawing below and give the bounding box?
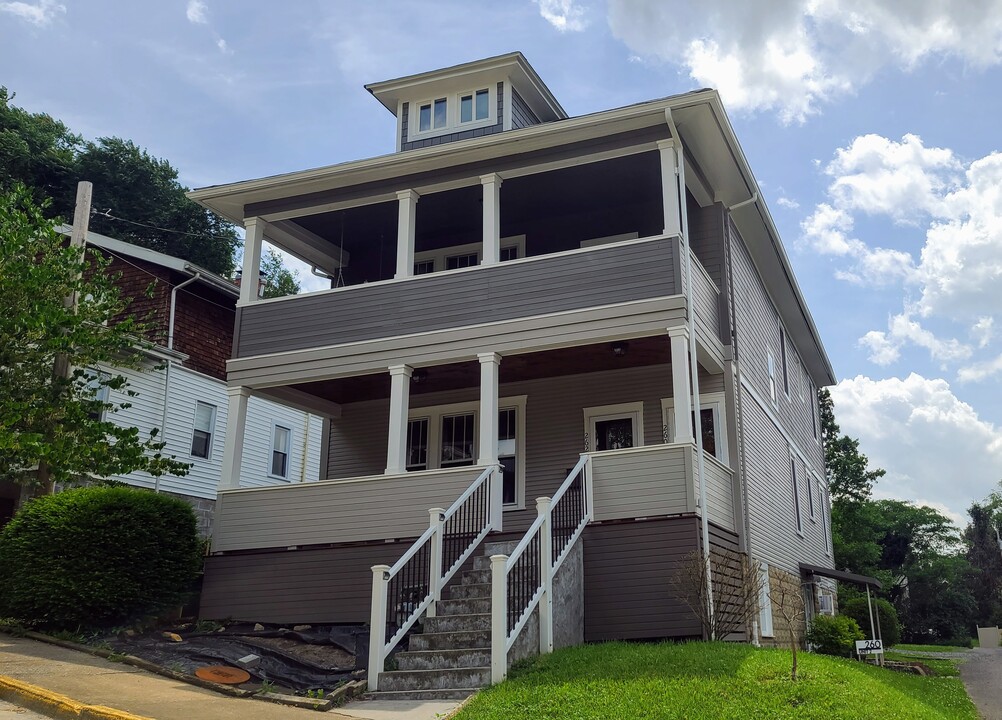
[189,52,838,696]
[0,229,324,535]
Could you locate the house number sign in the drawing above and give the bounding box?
[855,639,883,656]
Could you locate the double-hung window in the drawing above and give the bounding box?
[85,370,111,422]
[808,470,817,520]
[190,401,216,459]
[779,324,790,397]
[791,455,803,534]
[767,350,777,404]
[271,425,291,479]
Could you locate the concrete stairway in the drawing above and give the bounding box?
[371,539,518,701]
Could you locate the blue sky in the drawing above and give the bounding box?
[3,0,1001,527]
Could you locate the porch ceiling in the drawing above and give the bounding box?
[291,335,672,404]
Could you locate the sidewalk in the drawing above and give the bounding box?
[960,646,1002,720]
[0,634,460,720]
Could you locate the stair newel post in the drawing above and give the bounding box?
[427,508,445,618]
[368,564,391,691]
[490,554,508,684]
[537,497,554,655]
[489,464,503,532]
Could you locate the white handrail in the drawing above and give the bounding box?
[368,465,497,691]
[491,455,593,683]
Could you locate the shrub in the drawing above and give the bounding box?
[807,614,864,657]
[841,597,901,647]
[0,486,202,629]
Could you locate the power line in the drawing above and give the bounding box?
[92,208,238,244]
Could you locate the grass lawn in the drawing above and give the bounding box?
[455,642,978,720]
[893,643,974,653]
[884,651,961,677]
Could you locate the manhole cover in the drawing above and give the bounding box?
[195,665,251,684]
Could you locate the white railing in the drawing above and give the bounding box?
[490,454,593,683]
[368,464,499,690]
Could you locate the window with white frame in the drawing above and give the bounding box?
[808,470,817,520]
[583,402,644,452]
[809,379,818,440]
[759,562,774,637]
[271,425,291,479]
[406,397,527,509]
[661,393,728,463]
[822,486,831,555]
[818,590,835,616]
[189,401,216,459]
[410,86,497,140]
[791,455,803,534]
[767,350,777,404]
[413,235,525,276]
[85,369,111,422]
[779,324,790,397]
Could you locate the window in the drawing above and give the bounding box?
[460,88,489,123]
[418,97,448,132]
[759,563,774,637]
[808,471,817,520]
[412,235,525,275]
[779,325,789,397]
[271,425,291,478]
[809,380,818,440]
[406,397,527,508]
[818,590,835,616]
[583,402,645,452]
[791,455,802,533]
[767,350,777,404]
[190,401,216,459]
[85,370,111,421]
[822,487,831,555]
[661,393,729,463]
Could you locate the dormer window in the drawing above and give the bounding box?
[409,86,497,141]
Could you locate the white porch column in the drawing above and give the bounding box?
[478,353,500,464]
[240,217,264,305]
[481,174,502,265]
[395,190,420,279]
[220,386,251,490]
[385,364,413,474]
[669,327,694,444]
[657,140,682,237]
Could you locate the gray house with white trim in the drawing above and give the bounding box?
[190,52,837,697]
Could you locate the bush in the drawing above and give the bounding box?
[0,486,202,629]
[807,614,864,657]
[842,597,901,647]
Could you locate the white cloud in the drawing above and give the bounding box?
[958,354,1002,383]
[216,37,230,54]
[776,196,800,210]
[831,374,1002,523]
[606,0,1002,122]
[972,317,995,349]
[186,0,208,24]
[535,0,588,32]
[859,314,972,367]
[0,0,64,26]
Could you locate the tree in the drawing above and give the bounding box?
[260,248,301,298]
[79,138,238,276]
[0,185,190,488]
[770,570,807,681]
[819,388,885,504]
[965,494,1002,628]
[672,548,765,641]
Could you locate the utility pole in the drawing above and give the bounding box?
[31,181,92,497]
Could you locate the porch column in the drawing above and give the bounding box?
[385,364,413,474]
[239,217,264,305]
[220,386,251,490]
[478,352,502,531]
[481,174,502,265]
[395,190,420,279]
[669,327,694,444]
[657,140,682,237]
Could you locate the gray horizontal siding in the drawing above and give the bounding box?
[511,87,541,129]
[691,255,721,341]
[589,444,693,521]
[236,238,677,358]
[200,541,409,624]
[702,454,734,530]
[212,467,485,552]
[583,517,702,640]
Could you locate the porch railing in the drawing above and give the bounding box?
[368,464,498,691]
[490,454,593,683]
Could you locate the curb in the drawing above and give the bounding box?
[0,675,153,720]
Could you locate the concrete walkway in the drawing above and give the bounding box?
[0,634,459,720]
[960,647,1002,720]
[0,698,50,719]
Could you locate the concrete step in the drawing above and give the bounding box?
[367,688,477,701]
[408,629,490,651]
[473,554,499,571]
[377,666,490,692]
[459,569,490,585]
[424,612,490,634]
[445,582,491,600]
[436,597,491,616]
[395,647,491,671]
[483,539,520,556]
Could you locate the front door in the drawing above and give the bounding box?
[594,417,635,451]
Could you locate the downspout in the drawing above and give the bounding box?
[155,273,201,494]
[665,108,715,638]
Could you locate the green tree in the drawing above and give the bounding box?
[819,388,885,504]
[0,87,80,216]
[78,138,238,276]
[965,493,1002,628]
[260,247,301,298]
[0,185,190,489]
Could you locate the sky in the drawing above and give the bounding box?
[2,0,1001,528]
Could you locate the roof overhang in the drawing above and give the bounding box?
[800,563,882,589]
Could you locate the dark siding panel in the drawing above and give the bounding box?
[237,238,677,357]
[200,541,411,624]
[511,88,541,129]
[583,518,702,641]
